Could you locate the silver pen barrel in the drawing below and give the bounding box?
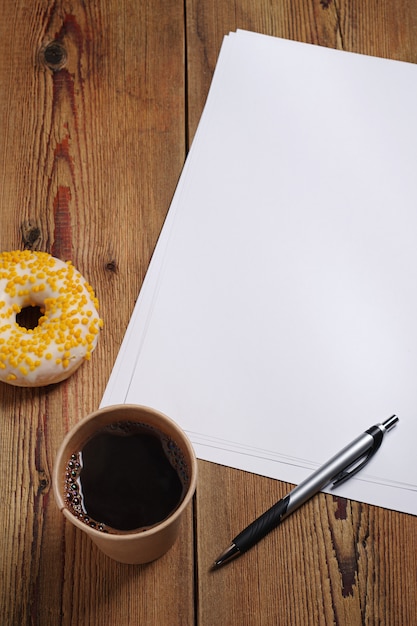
[283,417,398,517]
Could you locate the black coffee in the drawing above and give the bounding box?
[64,421,189,533]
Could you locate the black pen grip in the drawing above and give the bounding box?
[233,495,290,553]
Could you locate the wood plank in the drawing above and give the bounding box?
[187,1,417,624]
[337,0,417,62]
[0,1,188,624]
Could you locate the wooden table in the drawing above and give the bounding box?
[1,2,417,624]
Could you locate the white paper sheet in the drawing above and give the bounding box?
[102,30,417,515]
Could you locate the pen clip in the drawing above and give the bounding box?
[331,425,384,488]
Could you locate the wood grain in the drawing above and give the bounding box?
[1,0,417,624]
[0,1,188,625]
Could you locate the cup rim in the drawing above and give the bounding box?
[53,404,198,542]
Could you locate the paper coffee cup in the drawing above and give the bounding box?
[53,404,197,564]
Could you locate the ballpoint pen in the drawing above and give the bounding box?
[213,414,399,569]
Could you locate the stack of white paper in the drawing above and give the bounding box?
[102,30,417,515]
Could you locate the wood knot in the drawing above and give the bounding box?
[37,474,50,495]
[105,259,118,273]
[42,41,67,71]
[21,221,42,250]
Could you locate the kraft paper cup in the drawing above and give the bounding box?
[53,404,197,564]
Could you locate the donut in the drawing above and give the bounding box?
[0,250,103,387]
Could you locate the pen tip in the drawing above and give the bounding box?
[211,553,227,570]
[211,543,240,569]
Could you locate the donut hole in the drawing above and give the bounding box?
[16,305,43,330]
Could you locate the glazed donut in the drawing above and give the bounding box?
[0,250,103,387]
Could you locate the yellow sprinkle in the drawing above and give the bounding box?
[0,250,102,381]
